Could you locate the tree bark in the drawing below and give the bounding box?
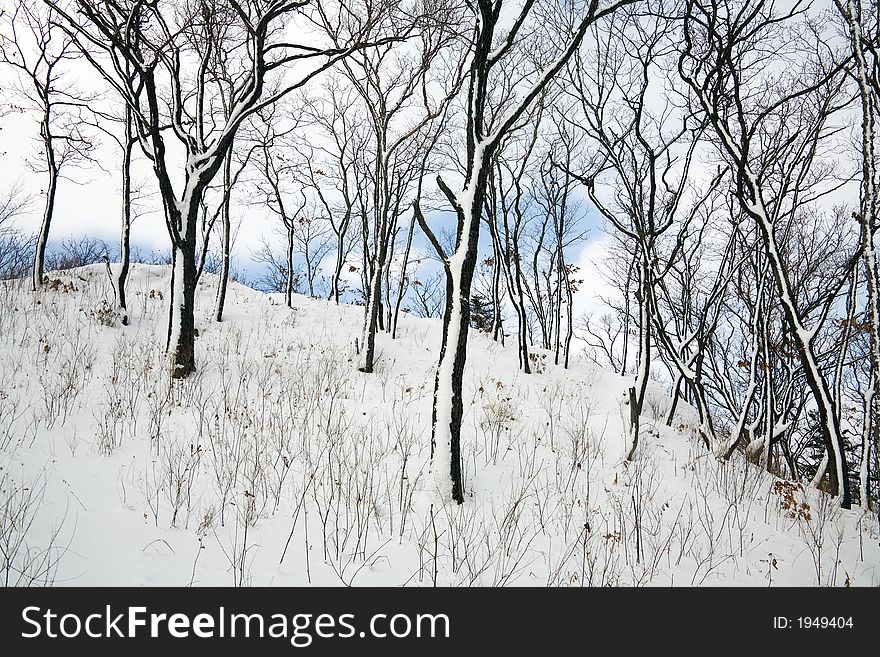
[432,163,490,504]
[626,249,651,460]
[392,210,416,339]
[33,110,57,290]
[115,105,133,325]
[837,0,879,512]
[214,148,233,321]
[285,222,295,308]
[167,234,198,378]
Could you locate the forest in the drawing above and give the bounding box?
[0,0,878,586]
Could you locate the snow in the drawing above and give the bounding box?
[1,263,878,586]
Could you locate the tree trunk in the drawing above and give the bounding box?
[692,88,853,505]
[490,203,530,373]
[331,227,347,304]
[33,114,57,291]
[554,244,564,366]
[620,259,634,376]
[859,380,873,508]
[838,0,879,512]
[285,222,295,308]
[214,149,233,322]
[490,237,504,344]
[626,250,651,460]
[166,237,198,378]
[359,233,390,373]
[392,210,416,339]
[116,106,133,325]
[431,171,488,504]
[563,264,574,368]
[666,374,682,427]
[625,385,640,461]
[754,211,851,506]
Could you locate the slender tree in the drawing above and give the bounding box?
[563,5,713,458]
[0,0,93,290]
[679,0,857,505]
[835,0,880,511]
[416,0,633,503]
[51,0,398,377]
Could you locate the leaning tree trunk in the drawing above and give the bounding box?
[686,71,854,504]
[489,208,530,373]
[490,234,504,344]
[510,253,531,373]
[666,374,683,426]
[750,193,851,506]
[33,113,57,291]
[215,150,233,322]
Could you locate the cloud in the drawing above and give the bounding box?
[570,233,618,321]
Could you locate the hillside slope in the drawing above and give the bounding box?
[0,264,877,586]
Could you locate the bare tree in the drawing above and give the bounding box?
[835,0,880,512]
[114,104,134,323]
[484,107,545,372]
[563,5,714,459]
[534,129,589,368]
[0,0,93,290]
[0,184,34,280]
[319,2,463,373]
[51,0,398,377]
[679,0,858,505]
[651,197,738,443]
[253,112,309,307]
[77,99,139,325]
[298,80,365,304]
[416,0,633,503]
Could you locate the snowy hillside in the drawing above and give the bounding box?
[1,264,877,587]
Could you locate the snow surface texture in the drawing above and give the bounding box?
[0,264,877,586]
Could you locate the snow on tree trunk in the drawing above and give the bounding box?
[626,251,651,460]
[116,107,133,325]
[33,114,57,291]
[680,70,853,504]
[839,0,880,513]
[431,167,486,504]
[359,257,384,373]
[359,206,392,372]
[426,0,628,502]
[859,382,874,508]
[166,239,198,378]
[214,150,233,322]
